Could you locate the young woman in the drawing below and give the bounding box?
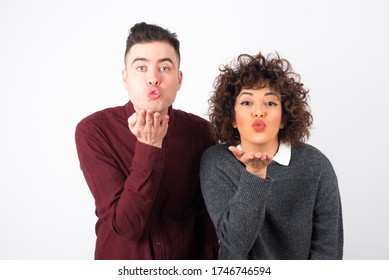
[200,53,343,259]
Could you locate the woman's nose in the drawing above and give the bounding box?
[253,106,264,118]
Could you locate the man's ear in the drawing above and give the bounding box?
[177,70,183,90]
[122,69,128,89]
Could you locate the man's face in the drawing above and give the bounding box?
[122,41,182,116]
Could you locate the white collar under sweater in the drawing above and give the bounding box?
[236,142,291,166]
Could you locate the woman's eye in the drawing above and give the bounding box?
[240,101,251,106]
[266,101,278,106]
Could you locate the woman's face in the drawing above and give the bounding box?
[233,86,283,154]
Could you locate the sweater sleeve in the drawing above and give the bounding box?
[309,156,343,259]
[200,146,273,258]
[75,121,167,242]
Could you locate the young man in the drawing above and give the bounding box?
[75,22,218,260]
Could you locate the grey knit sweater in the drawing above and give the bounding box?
[200,143,343,259]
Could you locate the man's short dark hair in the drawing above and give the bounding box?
[124,22,180,65]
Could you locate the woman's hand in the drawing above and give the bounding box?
[229,146,273,179]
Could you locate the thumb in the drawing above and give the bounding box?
[228,146,244,158]
[128,113,137,129]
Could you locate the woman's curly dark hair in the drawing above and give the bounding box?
[209,52,313,147]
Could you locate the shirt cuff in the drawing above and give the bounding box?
[132,141,168,169]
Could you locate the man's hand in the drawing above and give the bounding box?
[228,146,273,179]
[128,108,169,148]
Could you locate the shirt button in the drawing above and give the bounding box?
[155,241,161,246]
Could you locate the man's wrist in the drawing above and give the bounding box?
[138,139,163,148]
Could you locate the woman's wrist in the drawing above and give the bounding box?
[246,168,267,179]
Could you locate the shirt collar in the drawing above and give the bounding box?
[273,142,291,166]
[236,142,291,166]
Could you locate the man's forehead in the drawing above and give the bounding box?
[126,42,178,62]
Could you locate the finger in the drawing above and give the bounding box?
[254,153,263,159]
[254,153,271,161]
[128,113,138,129]
[145,109,155,126]
[153,112,161,127]
[228,146,244,157]
[266,154,273,161]
[161,115,169,127]
[258,153,273,162]
[246,153,255,160]
[136,109,146,127]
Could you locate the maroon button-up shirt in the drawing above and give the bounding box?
[75,101,219,259]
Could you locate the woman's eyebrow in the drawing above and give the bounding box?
[239,91,254,96]
[265,92,281,100]
[238,91,279,98]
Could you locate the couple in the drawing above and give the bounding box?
[75,22,343,260]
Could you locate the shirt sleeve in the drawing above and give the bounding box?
[200,147,273,258]
[75,121,167,241]
[309,157,344,259]
[193,181,219,259]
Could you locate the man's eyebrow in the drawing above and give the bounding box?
[158,57,175,66]
[131,57,147,66]
[131,57,175,66]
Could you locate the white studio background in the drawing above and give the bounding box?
[0,0,388,260]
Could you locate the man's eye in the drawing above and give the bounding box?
[160,66,170,72]
[136,66,146,71]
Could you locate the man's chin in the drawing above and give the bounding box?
[145,103,161,112]
[132,99,171,115]
[146,103,170,116]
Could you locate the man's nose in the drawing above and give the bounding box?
[148,78,159,85]
[148,70,160,85]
